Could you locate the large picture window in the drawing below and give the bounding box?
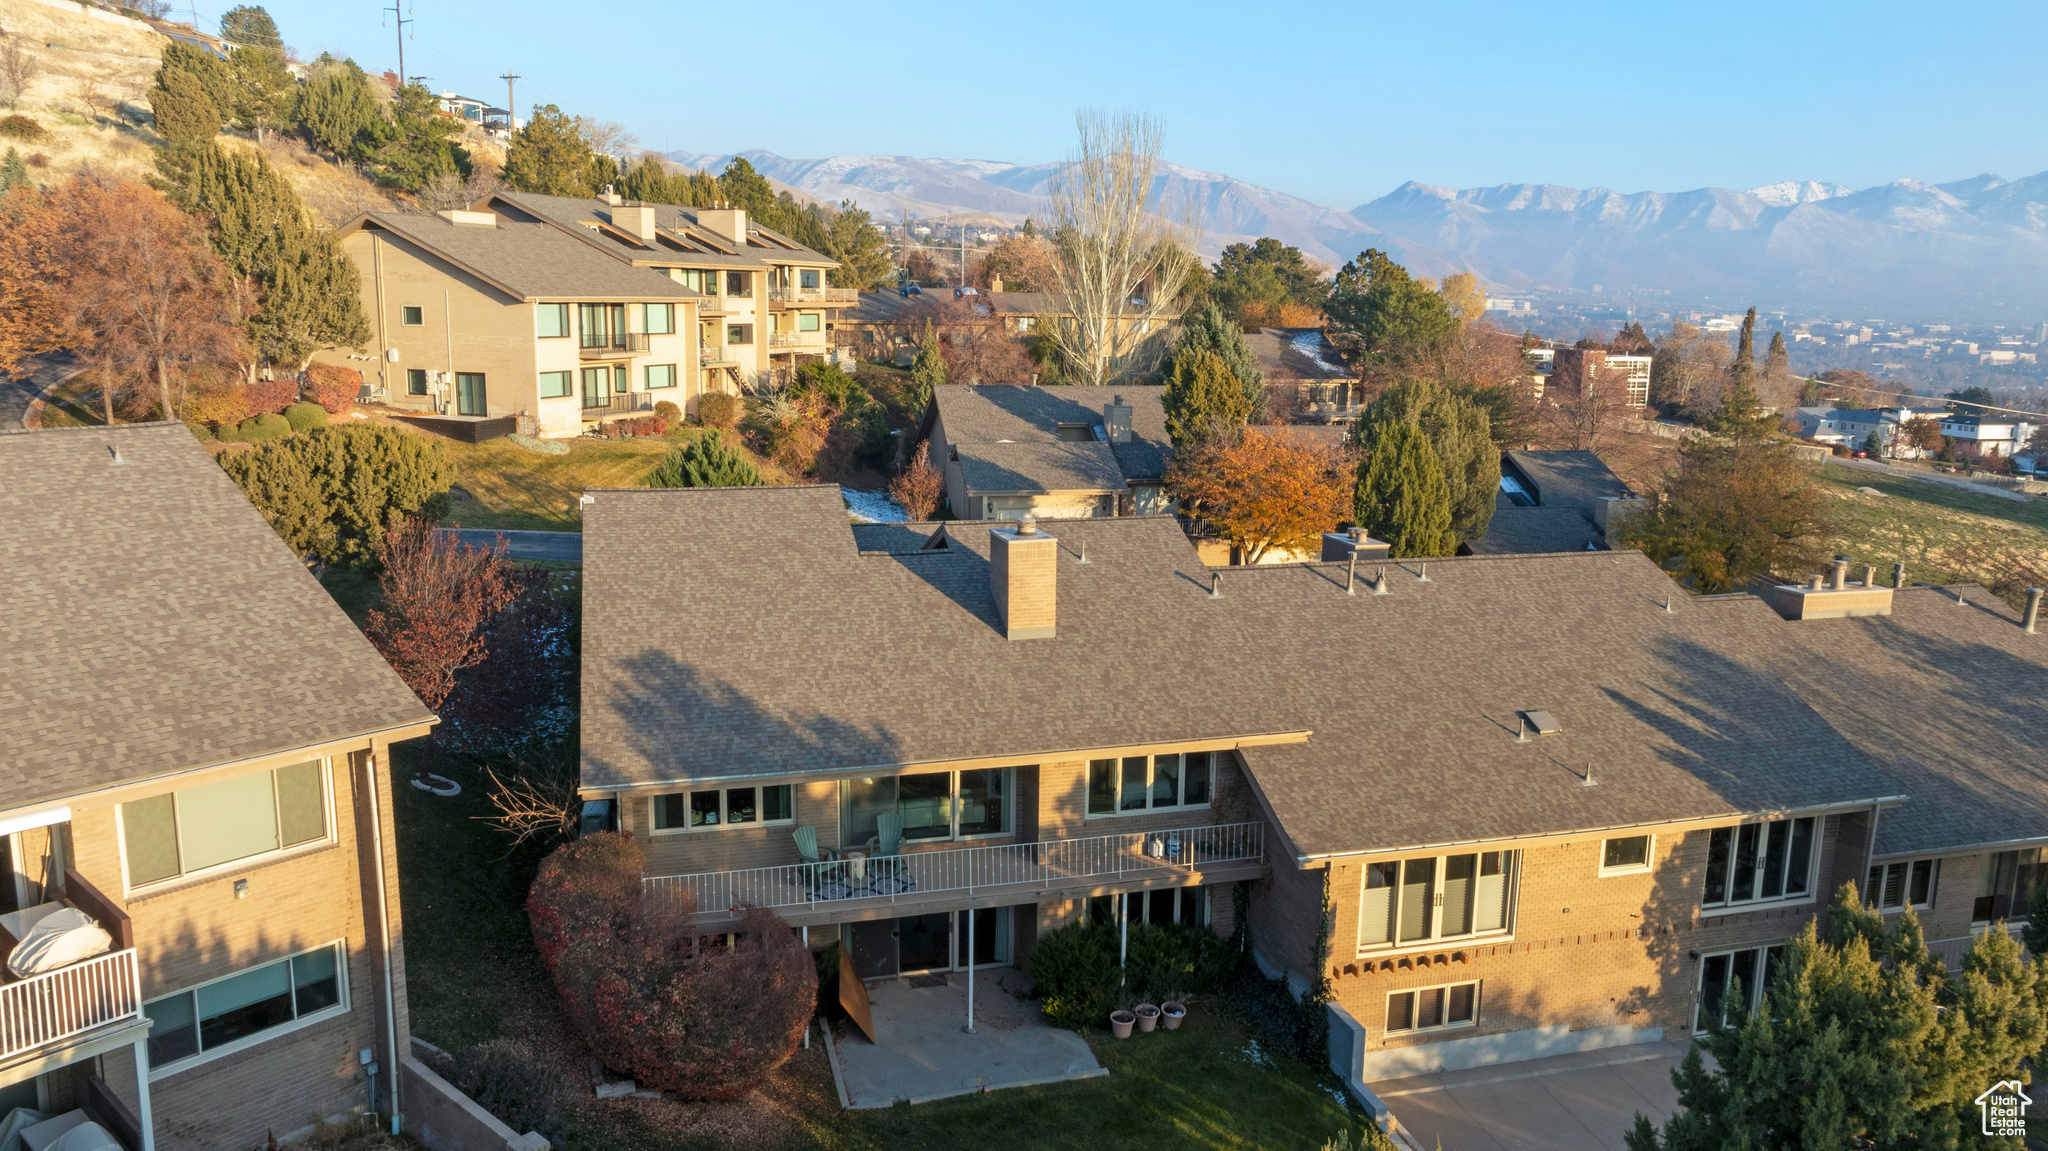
[1358,851,1517,951]
[1975,849,2042,923]
[1867,858,1939,912]
[539,370,572,399]
[643,302,675,335]
[144,943,345,1075]
[1694,944,1786,1032]
[536,303,570,338]
[121,762,328,889]
[651,785,794,833]
[1085,752,1212,817]
[1385,981,1478,1036]
[1702,817,1816,910]
[841,769,1014,845]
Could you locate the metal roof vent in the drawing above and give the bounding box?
[1523,710,1562,735]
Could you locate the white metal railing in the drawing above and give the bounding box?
[1927,925,2025,971]
[644,821,1263,916]
[767,287,859,304]
[769,332,823,349]
[0,949,142,1064]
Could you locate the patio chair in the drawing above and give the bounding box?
[866,813,904,877]
[793,826,837,889]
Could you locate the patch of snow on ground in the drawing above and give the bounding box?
[842,489,908,523]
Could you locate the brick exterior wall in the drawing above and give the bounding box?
[55,739,413,1151]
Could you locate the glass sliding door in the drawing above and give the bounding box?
[580,367,611,409]
[454,372,486,416]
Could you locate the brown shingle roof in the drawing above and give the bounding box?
[0,424,434,811]
[1244,328,1353,382]
[351,212,699,302]
[932,385,1172,485]
[1463,507,1605,555]
[1503,450,1635,516]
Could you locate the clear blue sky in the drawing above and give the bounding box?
[240,0,2046,209]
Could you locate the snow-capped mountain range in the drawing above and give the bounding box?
[667,149,2048,320]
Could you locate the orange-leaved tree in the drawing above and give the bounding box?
[0,180,62,380]
[888,442,944,520]
[1168,428,1357,564]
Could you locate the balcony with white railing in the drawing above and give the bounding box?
[767,286,860,307]
[644,821,1265,925]
[1927,924,2026,971]
[0,948,144,1068]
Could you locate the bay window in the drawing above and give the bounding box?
[650,784,794,833]
[1358,851,1517,951]
[1085,752,1212,817]
[1702,816,1816,910]
[1866,858,1938,912]
[1385,981,1478,1036]
[841,769,1014,845]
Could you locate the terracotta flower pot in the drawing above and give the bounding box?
[1135,1003,1160,1033]
[1162,1001,1186,1030]
[1109,1010,1136,1039]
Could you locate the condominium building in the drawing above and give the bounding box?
[0,423,436,1149]
[1547,347,1651,408]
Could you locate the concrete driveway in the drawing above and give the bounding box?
[1375,1039,1691,1151]
[439,528,582,563]
[2,351,82,429]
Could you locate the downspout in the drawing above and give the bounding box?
[372,236,389,397]
[365,746,403,1133]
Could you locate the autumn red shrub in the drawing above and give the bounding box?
[364,518,520,708]
[527,838,814,1098]
[243,375,298,415]
[302,362,362,414]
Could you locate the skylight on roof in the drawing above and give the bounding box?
[1523,710,1562,735]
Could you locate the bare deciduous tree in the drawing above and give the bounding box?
[0,36,43,111]
[1044,110,1202,386]
[415,165,500,213]
[71,77,108,124]
[574,116,638,164]
[1543,363,1633,451]
[889,444,944,520]
[478,756,583,851]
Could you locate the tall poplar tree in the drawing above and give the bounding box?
[910,321,947,411]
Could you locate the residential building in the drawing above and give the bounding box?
[0,423,436,1150]
[1790,407,1947,457]
[1941,411,2037,460]
[1243,328,1357,422]
[435,93,488,123]
[1548,348,1650,409]
[1465,450,1639,555]
[835,286,1176,371]
[575,486,2048,1137]
[318,208,702,439]
[921,385,1173,519]
[477,191,854,393]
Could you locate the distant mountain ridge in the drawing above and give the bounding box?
[667,148,2048,320]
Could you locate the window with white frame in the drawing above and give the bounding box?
[1866,858,1939,912]
[143,942,346,1075]
[1385,980,1478,1035]
[1701,816,1817,910]
[841,768,1013,844]
[1085,752,1213,817]
[650,785,794,833]
[1694,944,1786,1032]
[1087,886,1210,929]
[1358,851,1518,951]
[120,762,329,889]
[1600,835,1653,875]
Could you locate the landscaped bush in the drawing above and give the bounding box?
[0,115,49,143]
[243,375,299,416]
[451,1038,568,1146]
[696,391,739,428]
[237,412,292,442]
[526,833,815,1099]
[1029,922,1119,1029]
[217,425,454,567]
[608,415,668,438]
[184,382,253,429]
[284,401,329,432]
[302,363,361,414]
[653,400,682,424]
[1029,919,1241,1028]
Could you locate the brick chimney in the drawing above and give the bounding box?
[990,275,1004,293]
[696,207,749,243]
[612,205,657,243]
[989,517,1057,640]
[1103,395,1133,444]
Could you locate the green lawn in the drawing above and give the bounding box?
[438,427,792,532]
[1813,463,2048,605]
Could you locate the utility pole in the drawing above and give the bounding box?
[499,72,520,128]
[959,224,966,290]
[383,1,412,92]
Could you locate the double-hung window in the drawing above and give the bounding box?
[120,762,329,889]
[1385,981,1478,1036]
[143,943,346,1075]
[1866,858,1938,912]
[1085,752,1213,817]
[1358,851,1517,951]
[651,785,794,832]
[1694,944,1786,1032]
[1702,817,1816,911]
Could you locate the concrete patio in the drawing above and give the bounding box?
[1373,1037,1692,1150]
[825,967,1106,1108]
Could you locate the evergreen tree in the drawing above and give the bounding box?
[154,43,236,134]
[218,425,453,567]
[1210,237,1328,322]
[1764,330,1788,381]
[1356,377,1497,546]
[1323,248,1458,377]
[825,200,892,289]
[169,143,370,368]
[294,58,388,161]
[1698,370,1783,442]
[150,68,221,146]
[1353,421,1455,558]
[0,148,27,194]
[1160,299,1264,420]
[502,105,596,197]
[647,430,764,488]
[1728,305,1758,392]
[374,83,464,192]
[619,155,683,204]
[2025,882,2048,958]
[218,5,282,49]
[910,321,947,411]
[1161,347,1252,450]
[227,45,294,141]
[717,156,775,214]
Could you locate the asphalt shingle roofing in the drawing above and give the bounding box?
[357,211,698,302]
[0,424,434,811]
[487,191,836,267]
[1464,507,1605,555]
[933,385,1172,487]
[576,487,2048,860]
[1504,450,1636,514]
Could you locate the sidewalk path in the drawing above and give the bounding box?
[2,352,82,430]
[439,528,582,563]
